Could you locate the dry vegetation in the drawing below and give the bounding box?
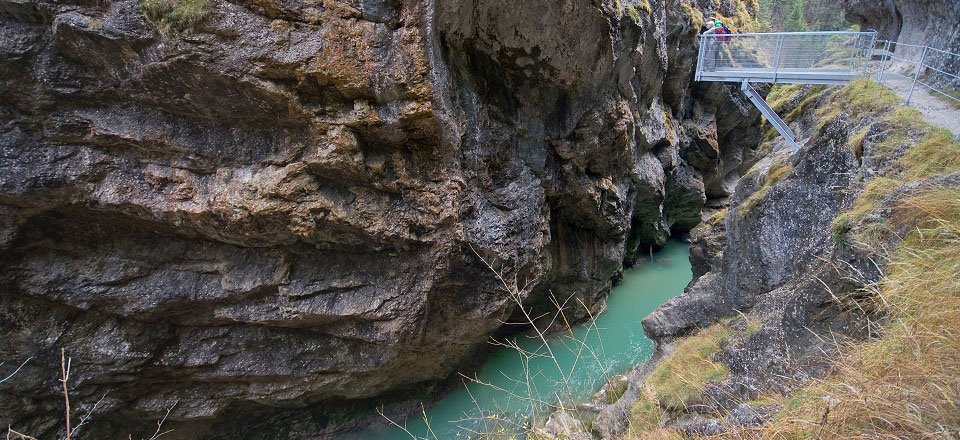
[737,158,794,218]
[626,322,734,438]
[707,208,728,226]
[647,323,732,412]
[753,187,960,439]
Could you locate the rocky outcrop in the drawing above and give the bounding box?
[636,84,900,436]
[843,0,960,75]
[842,0,901,41]
[0,0,761,437]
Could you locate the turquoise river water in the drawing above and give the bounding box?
[360,240,691,439]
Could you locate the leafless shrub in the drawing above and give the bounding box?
[4,350,177,440]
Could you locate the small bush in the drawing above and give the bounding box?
[141,0,213,32]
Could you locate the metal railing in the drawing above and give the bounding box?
[872,40,960,107]
[696,31,878,85]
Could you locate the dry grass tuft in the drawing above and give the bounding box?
[765,84,807,111]
[708,208,729,226]
[815,79,900,131]
[830,177,897,244]
[627,387,684,440]
[624,323,733,438]
[898,127,960,179]
[141,0,213,32]
[646,322,732,411]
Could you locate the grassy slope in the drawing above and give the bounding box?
[750,81,960,439]
[626,80,960,439]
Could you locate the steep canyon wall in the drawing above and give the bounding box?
[0,0,759,437]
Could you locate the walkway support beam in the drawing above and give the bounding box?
[741,80,800,153]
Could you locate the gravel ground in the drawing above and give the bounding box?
[877,71,960,138]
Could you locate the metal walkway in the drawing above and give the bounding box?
[696,31,878,151]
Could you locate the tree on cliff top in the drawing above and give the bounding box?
[756,0,849,31]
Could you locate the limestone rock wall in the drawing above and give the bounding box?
[0,0,760,437]
[639,85,892,435]
[843,0,960,79]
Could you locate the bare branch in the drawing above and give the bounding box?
[72,392,109,437]
[0,357,32,385]
[376,406,419,440]
[6,427,37,440]
[419,404,437,440]
[61,348,72,440]
[145,399,179,440]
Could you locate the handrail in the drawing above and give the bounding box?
[873,39,960,107]
[720,31,872,37]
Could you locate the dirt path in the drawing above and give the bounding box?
[877,71,960,138]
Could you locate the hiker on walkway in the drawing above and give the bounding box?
[701,16,716,33]
[714,20,732,67]
[702,19,718,71]
[703,19,732,71]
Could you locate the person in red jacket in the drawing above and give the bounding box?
[713,20,732,67]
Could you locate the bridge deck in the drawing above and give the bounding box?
[698,68,859,85]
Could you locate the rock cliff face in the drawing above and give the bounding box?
[843,0,960,70]
[0,0,760,437]
[633,84,895,435]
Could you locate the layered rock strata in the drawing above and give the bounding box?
[0,0,759,437]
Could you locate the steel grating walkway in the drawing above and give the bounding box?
[696,31,878,151]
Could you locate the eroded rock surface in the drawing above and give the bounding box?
[0,0,760,437]
[636,86,906,436]
[843,0,960,74]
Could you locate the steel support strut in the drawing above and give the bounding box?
[741,80,801,153]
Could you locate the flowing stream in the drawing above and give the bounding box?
[360,240,691,439]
